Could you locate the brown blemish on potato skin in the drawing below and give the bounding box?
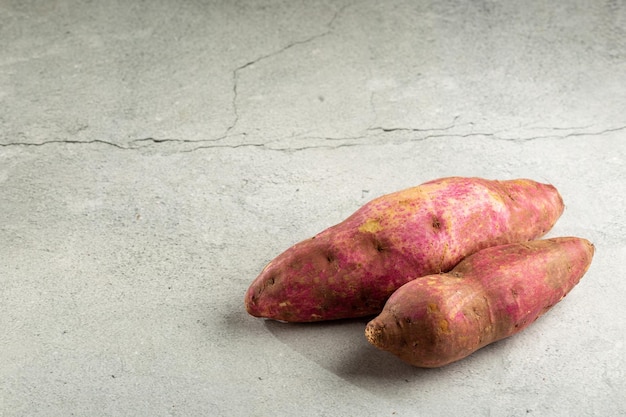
[438,319,450,333]
[359,218,384,234]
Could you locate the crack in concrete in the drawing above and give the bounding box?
[224,4,350,138]
[1,125,624,153]
[129,137,222,146]
[552,124,626,138]
[0,139,128,149]
[368,116,462,134]
[499,124,626,142]
[294,134,369,142]
[0,125,626,153]
[178,143,267,153]
[175,136,364,153]
[421,132,497,141]
[366,123,626,143]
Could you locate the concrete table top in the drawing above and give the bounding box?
[1,1,624,416]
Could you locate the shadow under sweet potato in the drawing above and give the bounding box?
[262,314,527,400]
[263,317,449,396]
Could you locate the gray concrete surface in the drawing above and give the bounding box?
[1,1,625,416]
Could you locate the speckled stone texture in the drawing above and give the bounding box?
[1,1,625,416]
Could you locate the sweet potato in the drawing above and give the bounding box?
[245,177,564,322]
[365,237,594,367]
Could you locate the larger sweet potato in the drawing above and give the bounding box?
[365,237,594,367]
[245,177,564,322]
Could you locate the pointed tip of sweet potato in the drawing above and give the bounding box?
[244,259,282,319]
[365,312,403,351]
[244,284,261,317]
[365,320,385,348]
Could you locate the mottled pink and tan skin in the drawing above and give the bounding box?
[365,237,594,368]
[245,177,564,322]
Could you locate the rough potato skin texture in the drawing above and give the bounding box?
[245,177,564,322]
[365,237,595,368]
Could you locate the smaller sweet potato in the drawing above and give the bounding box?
[365,237,594,368]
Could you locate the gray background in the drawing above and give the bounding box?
[1,1,625,416]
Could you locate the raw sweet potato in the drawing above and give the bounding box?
[365,237,594,367]
[245,177,564,322]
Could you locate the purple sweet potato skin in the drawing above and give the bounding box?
[245,177,564,322]
[365,237,595,368]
